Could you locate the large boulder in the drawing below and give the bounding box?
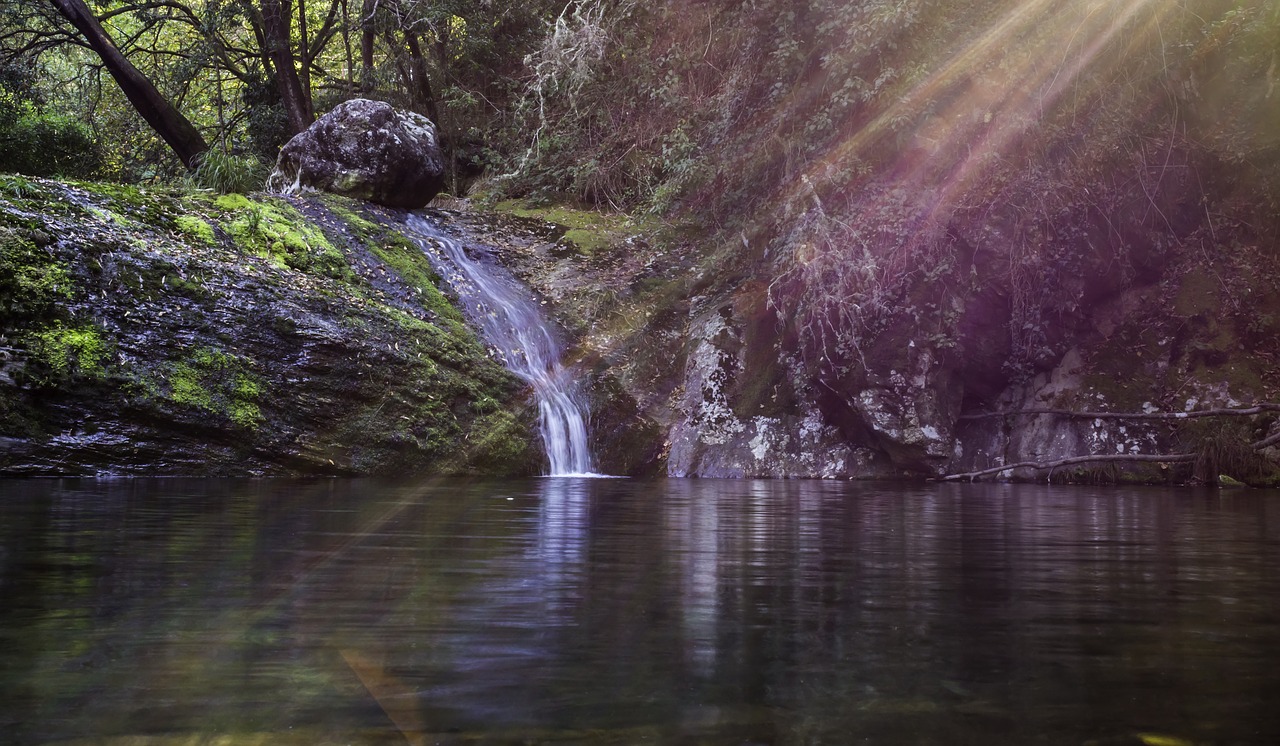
[267,99,446,208]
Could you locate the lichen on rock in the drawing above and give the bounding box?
[267,99,446,209]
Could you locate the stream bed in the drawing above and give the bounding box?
[2,478,1279,745]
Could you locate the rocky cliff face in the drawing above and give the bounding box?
[477,0,1280,485]
[0,177,538,476]
[3,174,1275,483]
[474,193,1280,485]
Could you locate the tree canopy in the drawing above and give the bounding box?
[0,0,559,183]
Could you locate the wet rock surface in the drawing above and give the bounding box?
[413,205,668,476]
[0,177,537,477]
[268,99,445,209]
[4,175,1277,482]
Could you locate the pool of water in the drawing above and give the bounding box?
[2,478,1279,745]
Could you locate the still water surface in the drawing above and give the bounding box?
[2,479,1279,745]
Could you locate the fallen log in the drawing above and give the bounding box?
[937,453,1197,482]
[941,403,1280,482]
[959,404,1280,421]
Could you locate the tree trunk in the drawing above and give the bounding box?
[402,29,440,124]
[340,0,354,92]
[260,0,313,134]
[48,0,208,169]
[360,0,375,92]
[296,0,311,106]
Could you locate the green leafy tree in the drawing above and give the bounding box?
[47,0,209,168]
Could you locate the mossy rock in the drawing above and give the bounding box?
[211,193,350,279]
[0,226,73,325]
[1,179,544,477]
[490,199,665,256]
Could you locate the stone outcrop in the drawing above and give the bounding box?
[465,193,1279,484]
[665,303,887,478]
[268,99,445,209]
[0,179,537,477]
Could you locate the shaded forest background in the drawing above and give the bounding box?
[5,1,1278,229]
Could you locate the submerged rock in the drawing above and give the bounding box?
[268,99,445,208]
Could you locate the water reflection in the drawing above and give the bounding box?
[537,477,590,610]
[2,479,1279,744]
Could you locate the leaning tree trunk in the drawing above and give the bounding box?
[48,0,208,169]
[260,0,314,134]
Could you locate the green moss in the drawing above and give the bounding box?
[561,228,610,254]
[166,347,263,429]
[75,180,147,207]
[462,409,538,474]
[377,234,466,320]
[0,227,72,324]
[322,197,466,322]
[28,322,107,379]
[491,199,665,256]
[319,196,381,234]
[169,362,212,409]
[1077,315,1174,410]
[67,180,186,229]
[213,194,350,280]
[230,400,262,429]
[174,215,216,245]
[214,193,254,212]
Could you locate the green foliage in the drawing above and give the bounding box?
[240,75,291,163]
[0,112,101,179]
[0,60,100,178]
[0,61,37,124]
[187,149,268,195]
[1179,418,1276,486]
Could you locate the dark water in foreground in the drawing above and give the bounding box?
[2,479,1279,745]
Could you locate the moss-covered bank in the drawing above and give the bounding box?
[0,175,539,476]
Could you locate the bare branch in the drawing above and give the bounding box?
[1254,430,1280,450]
[960,404,1280,421]
[939,453,1196,482]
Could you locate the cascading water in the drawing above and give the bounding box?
[403,214,596,476]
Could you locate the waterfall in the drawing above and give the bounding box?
[403,215,596,476]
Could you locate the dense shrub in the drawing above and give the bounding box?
[0,64,101,178]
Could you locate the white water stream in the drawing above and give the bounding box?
[403,215,596,476]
